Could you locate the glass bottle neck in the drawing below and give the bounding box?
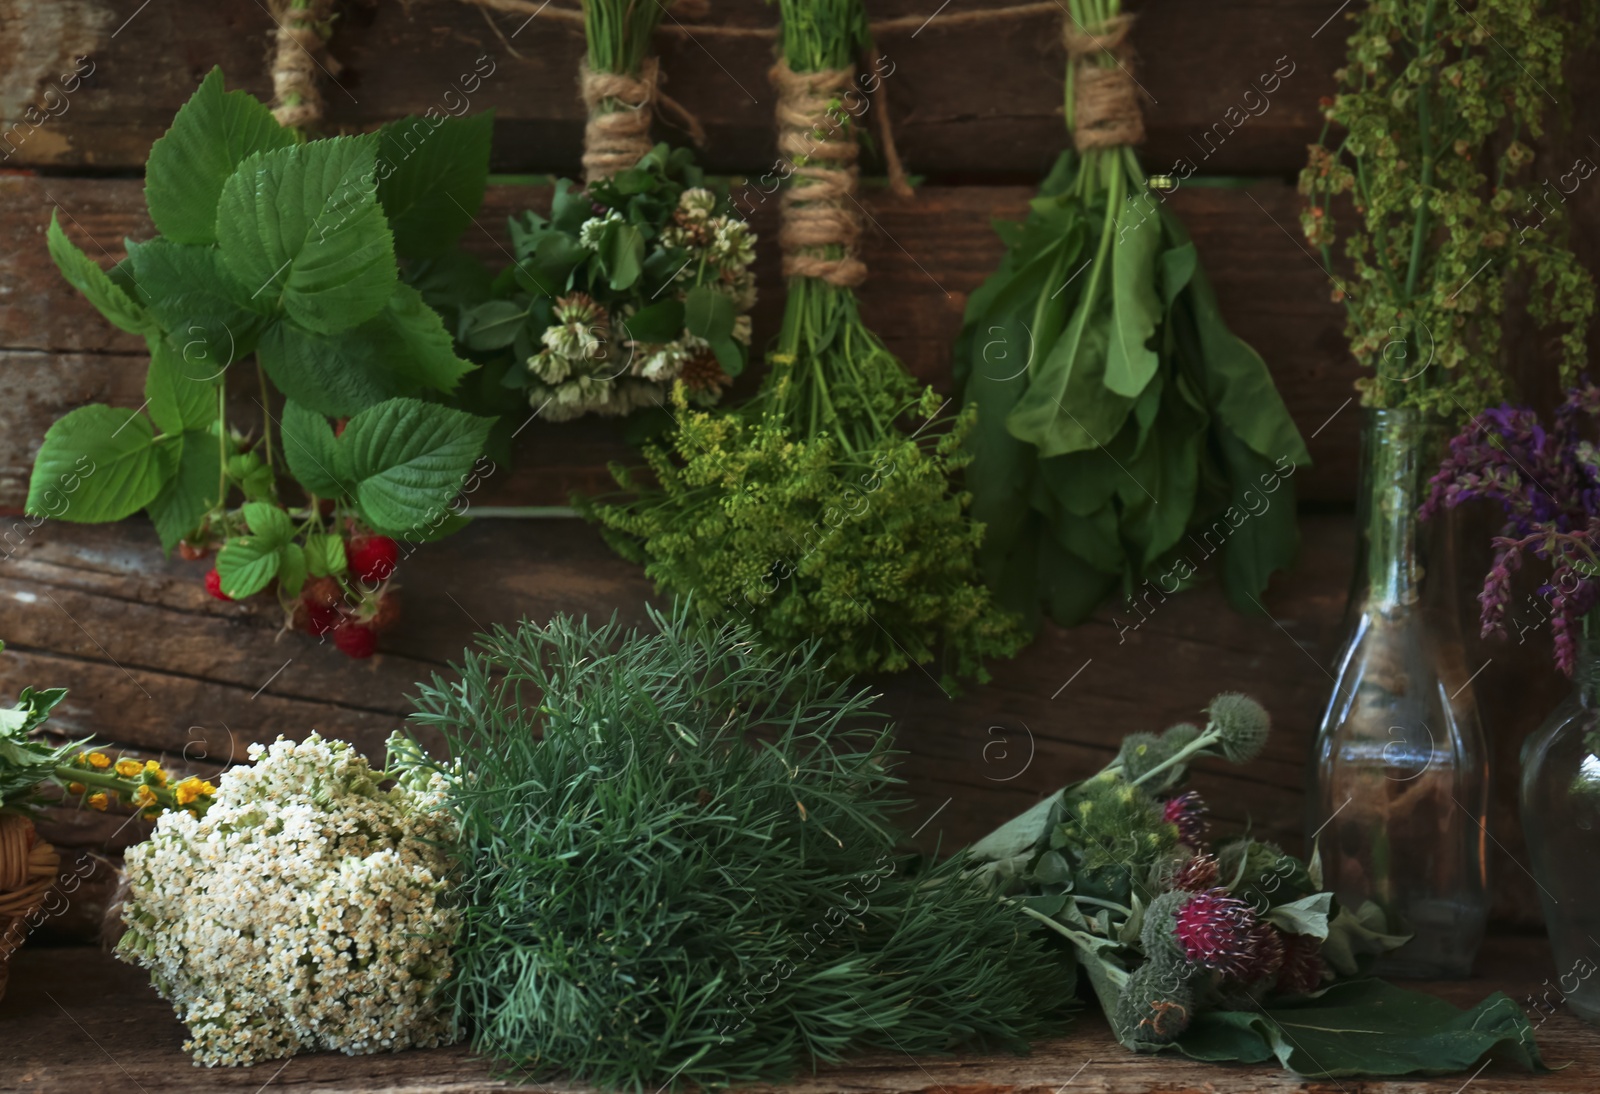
[1356,408,1435,612]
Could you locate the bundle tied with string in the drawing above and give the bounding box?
[1063,13,1144,151]
[770,60,868,288]
[268,0,340,131]
[0,813,59,1003]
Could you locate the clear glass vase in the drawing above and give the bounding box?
[1520,622,1600,1023]
[1308,407,1489,978]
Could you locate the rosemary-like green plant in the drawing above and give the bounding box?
[405,606,1071,1091]
[1301,0,1595,414]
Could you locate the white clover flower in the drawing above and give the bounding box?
[677,187,717,220]
[577,210,622,249]
[117,734,459,1068]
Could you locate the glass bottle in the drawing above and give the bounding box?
[1520,617,1600,1023]
[1308,407,1489,978]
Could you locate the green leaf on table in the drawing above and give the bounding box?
[279,400,346,498]
[1103,195,1162,398]
[621,297,685,344]
[215,535,281,599]
[146,337,218,435]
[304,533,347,577]
[684,285,735,344]
[147,431,222,552]
[258,285,473,416]
[1321,900,1412,978]
[1174,980,1543,1077]
[377,111,494,259]
[26,406,174,522]
[126,237,270,378]
[217,135,396,334]
[45,212,156,336]
[241,501,294,546]
[341,398,492,536]
[276,542,307,596]
[145,67,296,245]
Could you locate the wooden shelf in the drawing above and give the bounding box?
[1,936,1593,1093]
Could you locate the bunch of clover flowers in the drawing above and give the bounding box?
[57,750,214,819]
[116,733,458,1067]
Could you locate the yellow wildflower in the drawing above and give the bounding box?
[145,760,168,785]
[175,777,215,806]
[135,785,159,808]
[85,752,111,769]
[67,781,86,795]
[87,792,108,811]
[115,758,143,778]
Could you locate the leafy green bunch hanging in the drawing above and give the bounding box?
[28,68,495,658]
[404,605,1071,1090]
[584,0,1023,687]
[449,0,757,425]
[964,693,1547,1076]
[1301,0,1594,415]
[455,145,757,422]
[955,3,1309,630]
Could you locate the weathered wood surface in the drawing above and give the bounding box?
[0,0,1339,178]
[0,177,1360,510]
[2,936,1592,1093]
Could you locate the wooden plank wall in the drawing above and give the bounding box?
[0,0,1595,934]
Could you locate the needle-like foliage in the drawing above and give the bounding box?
[406,605,1071,1091]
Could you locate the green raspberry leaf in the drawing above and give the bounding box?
[341,398,491,536]
[147,431,222,553]
[304,533,347,577]
[146,337,219,435]
[46,212,156,336]
[277,542,308,597]
[26,406,175,522]
[257,285,473,416]
[279,400,346,498]
[215,535,281,599]
[241,501,294,546]
[145,67,297,245]
[377,111,494,259]
[216,135,396,334]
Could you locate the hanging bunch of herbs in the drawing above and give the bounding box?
[1300,0,1594,416]
[963,693,1547,1075]
[583,0,1023,688]
[405,606,1072,1089]
[448,0,758,426]
[955,3,1309,630]
[27,69,496,658]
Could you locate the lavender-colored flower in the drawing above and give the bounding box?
[1424,382,1600,675]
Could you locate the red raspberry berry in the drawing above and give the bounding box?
[301,575,343,610]
[204,569,233,601]
[367,591,402,634]
[332,621,378,659]
[347,535,399,585]
[293,599,341,637]
[178,540,206,561]
[334,417,349,438]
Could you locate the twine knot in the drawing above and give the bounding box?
[1062,13,1144,152]
[270,0,339,132]
[580,59,708,183]
[770,60,867,289]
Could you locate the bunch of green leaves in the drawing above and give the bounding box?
[1301,0,1595,414]
[580,0,666,77]
[27,68,494,602]
[454,145,752,403]
[961,692,1545,1077]
[404,605,1071,1091]
[0,665,75,811]
[955,0,1309,631]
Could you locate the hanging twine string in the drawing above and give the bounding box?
[580,57,707,183]
[269,0,340,131]
[771,60,867,289]
[459,0,1061,38]
[1062,13,1144,151]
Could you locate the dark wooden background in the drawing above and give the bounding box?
[1,0,1595,937]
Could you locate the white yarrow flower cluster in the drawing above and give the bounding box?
[117,733,459,1067]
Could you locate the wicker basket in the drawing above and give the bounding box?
[0,812,60,1004]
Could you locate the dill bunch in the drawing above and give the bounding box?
[406,606,1070,1091]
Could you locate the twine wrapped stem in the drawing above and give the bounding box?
[771,60,868,289]
[269,0,339,132]
[1062,13,1144,152]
